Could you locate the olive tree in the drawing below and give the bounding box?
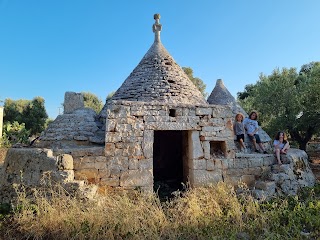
[237,62,320,150]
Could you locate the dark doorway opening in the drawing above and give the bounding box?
[153,130,188,199]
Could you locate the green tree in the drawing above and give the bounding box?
[3,97,48,137]
[82,92,103,114]
[3,98,29,123]
[237,62,320,150]
[183,67,207,97]
[22,97,48,136]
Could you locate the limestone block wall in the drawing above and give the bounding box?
[53,147,111,188]
[0,148,75,203]
[103,101,236,190]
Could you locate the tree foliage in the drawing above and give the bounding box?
[183,67,207,97]
[82,92,103,114]
[3,97,48,137]
[22,97,48,135]
[1,121,30,146]
[237,62,320,150]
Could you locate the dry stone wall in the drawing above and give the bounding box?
[0,148,75,203]
[104,100,236,190]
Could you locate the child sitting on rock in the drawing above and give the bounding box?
[273,131,290,165]
[243,110,268,154]
[233,113,247,153]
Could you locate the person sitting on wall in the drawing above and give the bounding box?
[243,110,268,154]
[273,131,290,165]
[233,113,247,153]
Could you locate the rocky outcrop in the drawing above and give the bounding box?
[249,149,316,199]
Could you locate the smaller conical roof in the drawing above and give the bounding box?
[207,79,246,115]
[207,79,235,105]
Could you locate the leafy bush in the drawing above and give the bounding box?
[0,121,30,147]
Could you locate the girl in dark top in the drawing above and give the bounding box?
[233,113,247,153]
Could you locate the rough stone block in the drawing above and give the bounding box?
[128,158,139,170]
[240,175,256,188]
[233,159,248,169]
[246,157,263,168]
[57,154,74,170]
[105,132,122,143]
[100,177,120,187]
[64,92,84,114]
[202,141,210,159]
[51,170,74,183]
[255,181,276,195]
[94,161,107,170]
[206,159,215,170]
[74,169,98,182]
[98,168,110,179]
[105,119,116,132]
[120,169,153,187]
[191,131,204,159]
[139,158,153,170]
[191,169,223,187]
[143,130,154,158]
[196,108,212,116]
[192,159,207,170]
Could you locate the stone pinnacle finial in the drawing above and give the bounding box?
[152,13,162,42]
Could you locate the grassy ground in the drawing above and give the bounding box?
[0,182,319,239]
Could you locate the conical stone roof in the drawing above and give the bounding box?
[111,14,207,105]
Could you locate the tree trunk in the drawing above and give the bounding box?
[288,126,314,151]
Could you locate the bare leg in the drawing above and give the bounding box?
[258,143,266,152]
[281,143,290,154]
[275,148,282,164]
[252,138,258,152]
[239,138,246,150]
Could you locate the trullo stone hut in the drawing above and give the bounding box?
[0,14,315,202]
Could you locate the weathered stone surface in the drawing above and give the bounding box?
[143,130,154,158]
[120,170,153,187]
[37,108,104,147]
[255,181,276,196]
[192,159,207,170]
[57,154,74,170]
[191,169,223,187]
[240,175,256,188]
[196,108,212,116]
[191,131,204,159]
[268,149,315,195]
[51,170,74,183]
[111,33,207,105]
[74,169,99,183]
[64,92,84,114]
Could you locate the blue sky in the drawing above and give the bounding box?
[0,0,319,119]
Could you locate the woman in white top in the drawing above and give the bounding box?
[273,131,290,165]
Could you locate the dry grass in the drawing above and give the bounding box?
[1,182,320,239]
